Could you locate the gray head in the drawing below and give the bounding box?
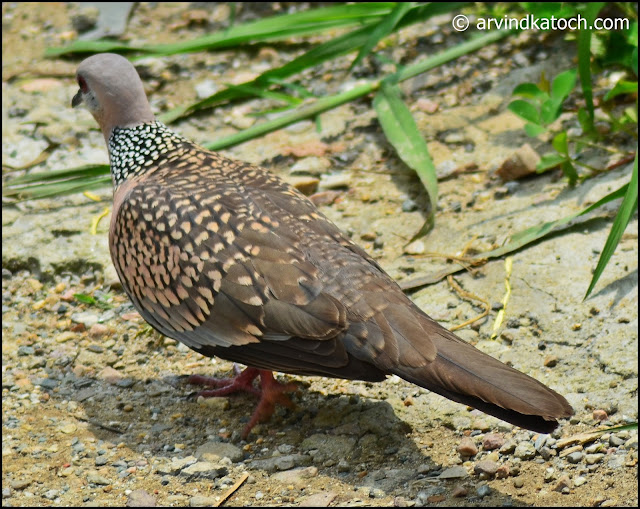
[72,53,155,143]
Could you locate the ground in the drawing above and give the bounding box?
[2,3,638,507]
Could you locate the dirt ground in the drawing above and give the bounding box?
[2,3,638,507]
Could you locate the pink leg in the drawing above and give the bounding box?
[188,367,299,438]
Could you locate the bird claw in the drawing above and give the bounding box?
[188,367,299,438]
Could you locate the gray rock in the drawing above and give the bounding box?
[179,461,228,481]
[439,466,468,479]
[189,495,219,507]
[249,454,311,472]
[514,441,536,460]
[301,434,356,461]
[195,441,243,463]
[127,489,156,507]
[566,451,584,464]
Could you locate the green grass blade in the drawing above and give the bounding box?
[201,29,512,151]
[373,82,437,227]
[2,176,112,201]
[349,2,415,70]
[203,82,377,151]
[584,151,638,299]
[477,181,630,261]
[4,164,110,186]
[576,3,606,129]
[159,2,471,124]
[46,3,396,57]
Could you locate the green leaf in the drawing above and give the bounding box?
[540,97,563,124]
[512,82,548,102]
[349,2,415,71]
[537,152,567,172]
[73,293,96,305]
[561,160,579,186]
[373,82,438,228]
[551,69,577,101]
[524,123,547,137]
[552,131,569,155]
[603,80,638,101]
[508,99,541,125]
[584,151,638,298]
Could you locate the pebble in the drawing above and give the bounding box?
[403,240,425,255]
[474,460,498,477]
[300,492,337,507]
[585,453,604,465]
[514,441,536,460]
[476,484,491,498]
[566,451,584,464]
[195,441,243,463]
[189,495,218,507]
[457,437,478,457]
[127,489,156,507]
[513,477,524,488]
[179,461,228,481]
[593,409,608,421]
[574,476,588,487]
[482,433,505,451]
[439,466,468,479]
[553,475,572,492]
[87,472,111,486]
[451,485,468,498]
[2,488,11,499]
[43,489,59,500]
[499,440,516,454]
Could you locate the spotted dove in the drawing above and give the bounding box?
[72,53,573,436]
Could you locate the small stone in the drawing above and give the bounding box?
[43,489,59,500]
[89,323,110,338]
[474,460,498,477]
[195,441,243,463]
[496,144,540,181]
[127,489,156,507]
[593,409,608,421]
[513,477,524,488]
[514,441,536,460]
[95,456,108,466]
[499,440,516,455]
[574,476,587,487]
[299,491,337,507]
[180,461,228,481]
[457,437,478,457]
[404,240,425,255]
[476,484,491,498]
[585,453,604,465]
[87,472,111,485]
[10,479,32,490]
[451,485,468,497]
[439,466,468,479]
[544,356,558,367]
[566,451,584,464]
[553,475,572,492]
[189,495,218,507]
[482,433,505,451]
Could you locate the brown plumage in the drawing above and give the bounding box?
[72,53,573,436]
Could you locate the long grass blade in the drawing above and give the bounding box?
[584,151,638,299]
[373,81,437,227]
[201,28,513,150]
[349,2,415,70]
[160,2,471,124]
[478,181,630,260]
[45,3,397,57]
